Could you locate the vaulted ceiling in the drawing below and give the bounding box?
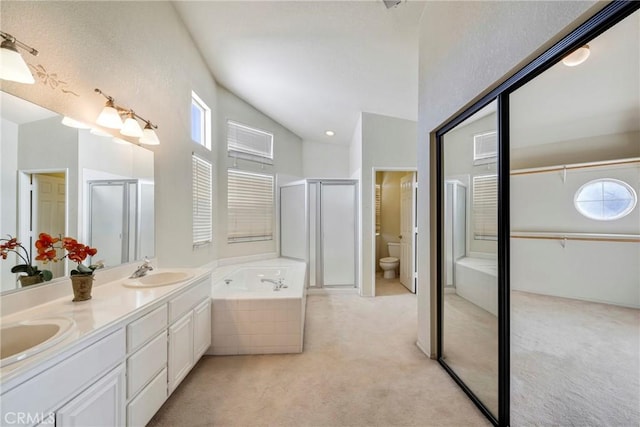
[173,1,426,146]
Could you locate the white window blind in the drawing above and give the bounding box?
[473,131,497,164]
[192,154,212,245]
[472,174,497,240]
[227,120,273,163]
[227,170,274,243]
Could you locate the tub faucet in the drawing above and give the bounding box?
[261,278,286,290]
[130,258,153,278]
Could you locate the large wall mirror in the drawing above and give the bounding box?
[0,91,155,293]
[434,2,639,426]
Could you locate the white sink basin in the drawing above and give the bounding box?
[0,317,76,368]
[123,271,194,288]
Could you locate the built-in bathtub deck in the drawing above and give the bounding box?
[207,259,307,356]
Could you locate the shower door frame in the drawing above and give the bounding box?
[433,2,640,426]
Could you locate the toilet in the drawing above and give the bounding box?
[380,242,400,279]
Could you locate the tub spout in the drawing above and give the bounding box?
[261,278,286,290]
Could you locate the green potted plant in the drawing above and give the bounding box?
[35,233,103,301]
[0,235,53,287]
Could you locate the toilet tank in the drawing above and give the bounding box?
[387,242,401,258]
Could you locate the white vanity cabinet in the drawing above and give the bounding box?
[167,277,211,394]
[0,329,126,427]
[0,272,212,427]
[56,364,125,427]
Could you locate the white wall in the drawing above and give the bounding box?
[510,162,639,307]
[303,140,350,178]
[357,112,417,297]
[1,1,219,269]
[215,86,303,260]
[1,118,19,291]
[417,1,603,356]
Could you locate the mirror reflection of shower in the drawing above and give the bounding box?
[88,179,155,268]
[444,180,467,290]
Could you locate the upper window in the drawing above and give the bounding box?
[192,154,213,246]
[473,131,497,165]
[227,170,274,243]
[191,91,211,150]
[227,120,273,164]
[574,178,637,221]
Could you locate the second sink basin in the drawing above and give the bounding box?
[0,317,76,368]
[123,271,194,288]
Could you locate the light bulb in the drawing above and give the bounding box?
[139,123,160,145]
[562,45,590,67]
[96,100,123,129]
[0,39,35,84]
[120,112,143,137]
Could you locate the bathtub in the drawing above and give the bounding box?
[207,259,307,355]
[454,257,498,316]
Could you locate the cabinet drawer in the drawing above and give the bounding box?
[168,277,210,323]
[127,304,167,353]
[1,329,125,426]
[126,367,167,427]
[127,331,167,399]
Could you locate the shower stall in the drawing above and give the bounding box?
[444,180,467,288]
[87,179,154,268]
[280,179,358,289]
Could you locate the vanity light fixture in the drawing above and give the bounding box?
[120,111,144,137]
[325,130,335,137]
[94,88,160,145]
[562,45,590,67]
[0,31,38,84]
[96,97,124,129]
[139,121,160,145]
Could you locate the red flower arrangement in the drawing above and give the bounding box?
[35,233,103,276]
[1,235,53,281]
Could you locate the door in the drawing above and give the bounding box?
[321,183,356,287]
[33,174,66,278]
[400,173,415,292]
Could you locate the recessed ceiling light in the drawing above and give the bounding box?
[562,45,590,67]
[325,130,335,137]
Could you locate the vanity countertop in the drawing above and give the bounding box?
[0,267,210,389]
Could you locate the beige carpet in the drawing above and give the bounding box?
[511,291,640,427]
[148,281,490,427]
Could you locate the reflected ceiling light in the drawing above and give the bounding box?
[112,137,129,145]
[61,116,91,129]
[95,88,159,145]
[120,111,143,137]
[90,127,112,137]
[0,31,38,84]
[325,130,335,136]
[562,45,590,67]
[139,121,160,145]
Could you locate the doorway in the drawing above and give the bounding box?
[18,170,68,279]
[373,169,416,296]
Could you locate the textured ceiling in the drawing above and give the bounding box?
[173,0,425,145]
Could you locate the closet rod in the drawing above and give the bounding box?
[511,158,640,176]
[511,233,640,243]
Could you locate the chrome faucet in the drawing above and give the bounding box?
[130,258,153,278]
[261,278,287,290]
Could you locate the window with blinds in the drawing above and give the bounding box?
[227,170,274,243]
[473,131,497,165]
[192,154,213,246]
[375,184,382,233]
[227,120,274,164]
[472,174,497,240]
